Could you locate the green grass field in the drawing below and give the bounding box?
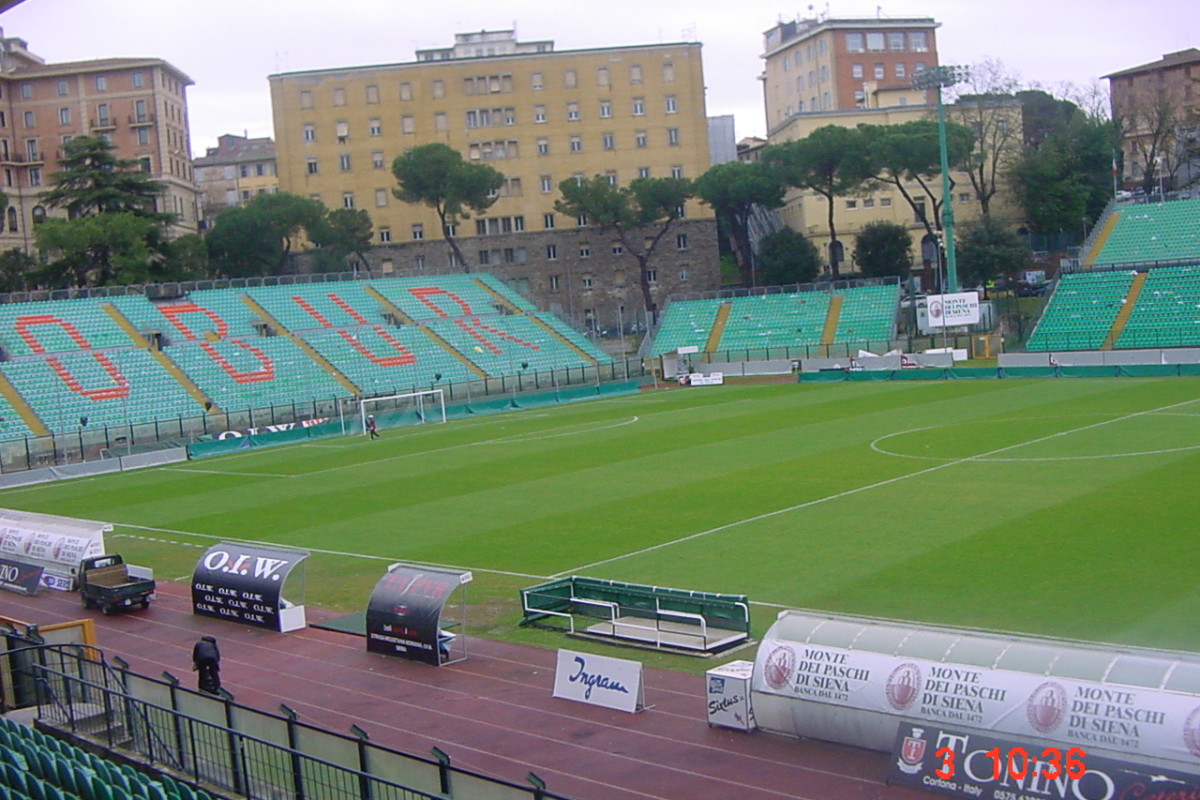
[7,377,1200,666]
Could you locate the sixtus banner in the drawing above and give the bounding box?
[754,638,1200,765]
[0,557,43,595]
[191,543,308,631]
[887,721,1200,800]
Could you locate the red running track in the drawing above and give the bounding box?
[1,581,930,800]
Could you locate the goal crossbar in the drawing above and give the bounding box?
[358,389,446,435]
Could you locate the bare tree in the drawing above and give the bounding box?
[1113,80,1199,194]
[946,58,1026,219]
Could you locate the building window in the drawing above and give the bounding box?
[534,104,546,123]
[379,227,391,243]
[605,170,617,186]
[667,128,680,146]
[478,249,491,265]
[95,76,107,91]
[543,213,556,229]
[25,139,37,161]
[603,132,615,150]
[676,233,688,250]
[546,244,558,260]
[372,151,385,169]
[402,115,415,134]
[300,90,313,108]
[366,84,380,103]
[665,95,677,113]
[567,101,580,121]
[28,167,41,186]
[663,62,675,82]
[632,97,645,116]
[852,63,864,79]
[59,108,70,125]
[580,244,591,258]
[133,72,144,89]
[564,69,577,89]
[537,138,549,155]
[435,112,448,131]
[333,87,346,106]
[570,135,582,153]
[959,192,971,203]
[874,63,885,80]
[531,72,544,90]
[303,124,316,142]
[867,32,885,51]
[56,79,68,96]
[910,32,928,52]
[630,64,643,84]
[415,255,425,270]
[412,224,424,240]
[881,197,892,207]
[549,274,560,290]
[671,165,683,179]
[638,166,651,178]
[846,199,857,209]
[846,33,864,52]
[581,277,593,289]
[375,188,388,207]
[888,31,905,51]
[339,153,352,171]
[647,269,657,284]
[306,158,318,174]
[369,118,382,136]
[674,204,686,218]
[821,65,830,82]
[854,90,867,108]
[612,243,624,255]
[540,175,553,193]
[136,127,150,145]
[895,63,906,79]
[635,130,648,148]
[342,192,355,208]
[577,214,588,227]
[597,67,610,86]
[23,111,34,128]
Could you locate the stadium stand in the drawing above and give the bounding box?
[0,273,609,438]
[648,282,900,356]
[1087,197,1200,266]
[1116,264,1200,349]
[1025,270,1136,351]
[0,715,213,800]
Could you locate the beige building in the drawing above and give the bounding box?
[193,133,278,229]
[760,15,940,131]
[268,30,718,327]
[1105,48,1200,192]
[768,101,1023,289]
[0,36,198,252]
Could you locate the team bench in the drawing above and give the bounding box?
[519,576,750,654]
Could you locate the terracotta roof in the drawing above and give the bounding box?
[9,56,193,84]
[1105,48,1200,79]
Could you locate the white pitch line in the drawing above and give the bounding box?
[114,525,549,581]
[161,467,295,478]
[555,394,1200,577]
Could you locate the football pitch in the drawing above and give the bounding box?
[6,376,1200,660]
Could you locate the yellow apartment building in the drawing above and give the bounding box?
[268,30,719,331]
[0,36,199,253]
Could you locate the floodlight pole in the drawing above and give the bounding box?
[913,65,969,294]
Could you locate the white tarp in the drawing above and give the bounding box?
[0,508,110,591]
[754,633,1200,767]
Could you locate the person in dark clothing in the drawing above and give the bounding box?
[192,635,221,694]
[366,415,380,439]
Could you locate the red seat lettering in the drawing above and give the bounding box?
[15,314,131,400]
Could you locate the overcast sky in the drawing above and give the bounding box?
[2,0,1195,157]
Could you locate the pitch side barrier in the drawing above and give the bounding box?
[801,364,1200,382]
[187,382,641,459]
[520,576,750,654]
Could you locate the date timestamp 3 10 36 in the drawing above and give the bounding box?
[934,746,1088,782]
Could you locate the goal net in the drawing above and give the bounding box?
[351,389,446,435]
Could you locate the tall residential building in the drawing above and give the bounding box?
[1105,49,1200,192]
[193,133,278,229]
[760,15,939,132]
[268,30,718,329]
[0,36,198,252]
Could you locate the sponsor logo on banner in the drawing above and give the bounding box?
[552,649,644,713]
[754,633,1200,764]
[0,557,43,595]
[887,722,1200,800]
[896,726,927,775]
[1026,681,1068,734]
[192,543,305,630]
[887,663,922,711]
[927,292,981,327]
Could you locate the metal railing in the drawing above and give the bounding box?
[3,643,575,800]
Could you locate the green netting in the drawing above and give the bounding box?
[889,369,948,380]
[1178,363,1200,376]
[1117,364,1178,378]
[1001,366,1058,378]
[798,371,849,382]
[946,367,1000,379]
[556,385,600,403]
[465,396,518,415]
[511,392,561,409]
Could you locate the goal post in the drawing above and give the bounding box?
[348,389,446,435]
